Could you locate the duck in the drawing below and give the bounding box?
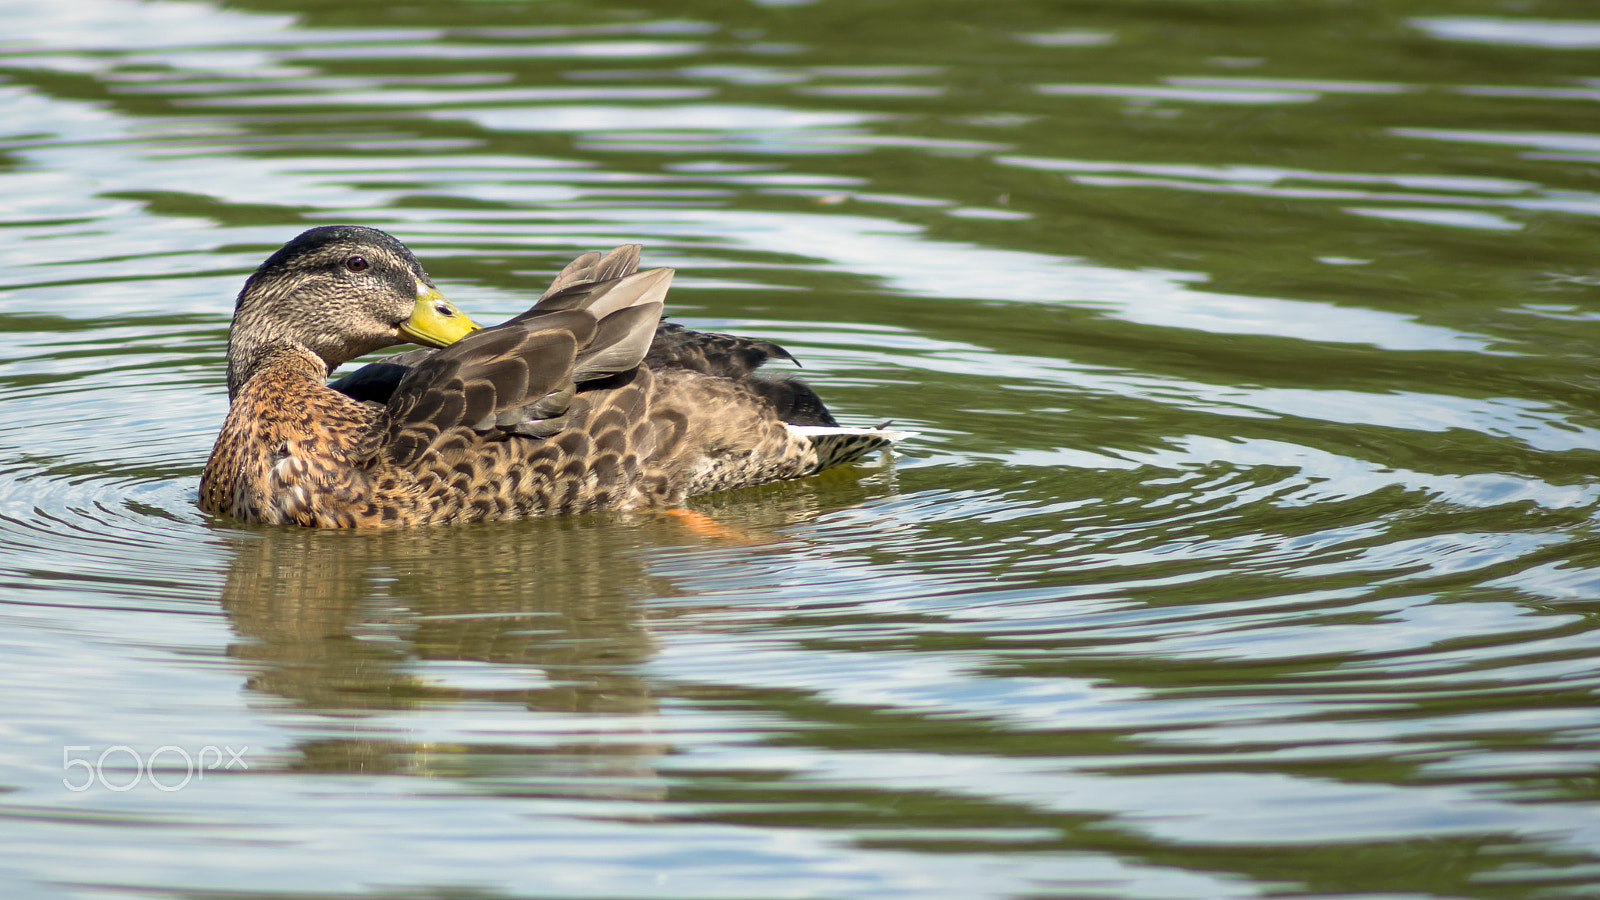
[199,225,905,527]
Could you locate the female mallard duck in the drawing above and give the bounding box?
[199,225,903,527]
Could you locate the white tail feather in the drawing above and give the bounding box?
[788,425,915,471]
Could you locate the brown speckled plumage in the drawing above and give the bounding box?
[200,226,904,528]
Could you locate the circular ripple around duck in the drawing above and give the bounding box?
[0,352,228,614]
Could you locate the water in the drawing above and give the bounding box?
[3,0,1600,897]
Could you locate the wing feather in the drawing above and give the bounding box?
[377,319,585,467]
[539,244,641,301]
[645,322,797,379]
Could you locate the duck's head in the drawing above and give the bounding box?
[226,225,480,398]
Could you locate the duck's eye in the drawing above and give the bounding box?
[345,255,370,273]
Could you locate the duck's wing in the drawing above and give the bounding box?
[643,323,839,427]
[537,244,641,301]
[367,268,670,468]
[331,318,812,420]
[529,242,803,379]
[328,245,650,405]
[644,321,796,379]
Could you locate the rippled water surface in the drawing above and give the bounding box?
[4,0,1600,897]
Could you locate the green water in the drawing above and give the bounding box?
[2,0,1600,897]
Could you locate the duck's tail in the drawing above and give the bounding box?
[788,425,915,472]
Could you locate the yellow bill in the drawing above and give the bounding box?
[400,282,481,348]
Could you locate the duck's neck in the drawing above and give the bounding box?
[227,339,329,401]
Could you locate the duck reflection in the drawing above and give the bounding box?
[214,468,897,797]
[218,511,687,794]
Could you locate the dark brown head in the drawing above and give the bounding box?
[226,225,479,398]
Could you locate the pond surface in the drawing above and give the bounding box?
[3,0,1600,897]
